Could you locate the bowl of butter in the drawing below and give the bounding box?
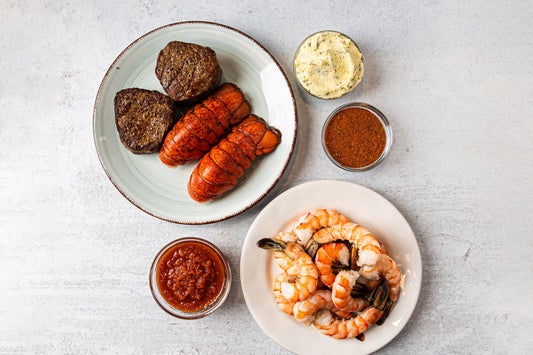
[293,31,364,100]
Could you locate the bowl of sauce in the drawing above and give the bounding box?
[322,102,392,171]
[294,30,364,99]
[149,237,231,319]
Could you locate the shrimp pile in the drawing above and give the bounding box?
[257,209,402,341]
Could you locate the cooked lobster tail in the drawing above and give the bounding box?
[187,115,282,202]
[159,83,251,166]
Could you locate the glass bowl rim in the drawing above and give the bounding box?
[149,237,232,319]
[293,30,364,100]
[321,102,393,171]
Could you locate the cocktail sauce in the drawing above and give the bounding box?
[156,241,225,312]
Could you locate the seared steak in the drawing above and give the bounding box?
[114,88,174,154]
[155,41,222,103]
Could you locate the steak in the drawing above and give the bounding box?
[155,41,222,103]
[114,88,175,154]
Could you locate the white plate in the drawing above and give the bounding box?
[241,180,422,354]
[93,22,297,224]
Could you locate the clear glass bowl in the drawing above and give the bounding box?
[293,30,364,100]
[321,102,393,171]
[149,237,231,319]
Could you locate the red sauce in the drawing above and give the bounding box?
[156,241,225,312]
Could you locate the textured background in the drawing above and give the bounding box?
[1,0,532,353]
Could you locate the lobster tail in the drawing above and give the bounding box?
[187,115,281,202]
[159,83,251,166]
[256,126,282,155]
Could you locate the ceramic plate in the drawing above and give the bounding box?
[241,180,422,354]
[93,22,297,224]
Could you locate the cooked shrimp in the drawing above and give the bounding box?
[359,254,401,302]
[331,270,368,312]
[274,209,350,246]
[269,233,299,272]
[293,289,350,326]
[275,231,298,244]
[292,209,350,245]
[307,223,383,268]
[313,307,383,340]
[273,272,296,315]
[315,242,351,288]
[379,241,388,256]
[257,238,318,302]
[313,279,389,340]
[273,249,294,271]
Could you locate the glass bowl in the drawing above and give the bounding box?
[149,237,231,319]
[293,30,364,100]
[321,102,393,171]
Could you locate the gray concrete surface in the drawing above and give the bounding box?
[1,1,532,353]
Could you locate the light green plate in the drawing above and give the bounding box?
[93,22,297,224]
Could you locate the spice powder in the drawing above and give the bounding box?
[324,107,386,168]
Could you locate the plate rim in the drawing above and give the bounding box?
[92,21,298,224]
[240,179,422,354]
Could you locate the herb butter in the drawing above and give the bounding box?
[294,31,363,99]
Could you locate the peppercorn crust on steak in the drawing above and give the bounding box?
[114,88,175,154]
[155,41,222,103]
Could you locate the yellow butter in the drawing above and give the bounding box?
[294,31,363,99]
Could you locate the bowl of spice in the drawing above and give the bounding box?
[322,102,392,171]
[149,237,231,319]
[293,30,364,99]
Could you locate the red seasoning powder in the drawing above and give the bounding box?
[324,107,386,168]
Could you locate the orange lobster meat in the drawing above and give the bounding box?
[187,115,281,202]
[159,83,250,166]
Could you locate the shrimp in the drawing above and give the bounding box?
[273,249,294,271]
[292,209,350,245]
[257,238,318,302]
[347,254,401,325]
[306,223,383,268]
[275,210,349,276]
[313,307,383,340]
[275,209,350,246]
[273,272,296,315]
[293,289,351,326]
[359,254,401,302]
[313,279,389,340]
[331,270,368,312]
[315,242,351,288]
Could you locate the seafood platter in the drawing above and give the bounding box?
[94,21,421,354]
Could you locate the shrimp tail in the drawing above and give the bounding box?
[330,260,350,273]
[377,299,395,325]
[257,238,285,253]
[350,246,358,269]
[366,278,389,310]
[306,240,321,259]
[350,282,369,298]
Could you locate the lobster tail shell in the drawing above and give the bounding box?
[159,83,251,166]
[187,115,281,202]
[256,126,282,155]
